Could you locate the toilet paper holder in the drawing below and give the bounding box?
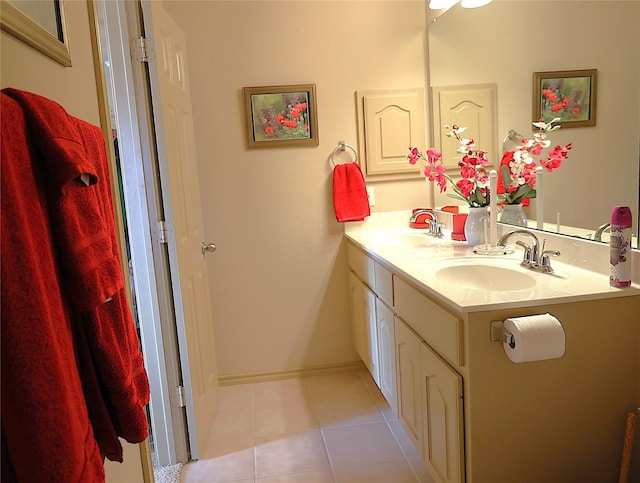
[490,321,515,348]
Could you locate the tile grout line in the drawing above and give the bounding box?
[198,372,422,483]
[356,370,422,483]
[304,376,338,483]
[251,382,258,482]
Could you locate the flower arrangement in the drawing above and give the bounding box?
[497,118,572,205]
[408,125,490,207]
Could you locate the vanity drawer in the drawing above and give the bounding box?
[393,276,463,366]
[374,263,393,305]
[348,243,375,288]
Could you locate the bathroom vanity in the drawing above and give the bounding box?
[345,213,640,482]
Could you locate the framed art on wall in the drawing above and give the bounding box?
[243,84,318,148]
[532,69,597,128]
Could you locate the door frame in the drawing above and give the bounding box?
[93,0,190,466]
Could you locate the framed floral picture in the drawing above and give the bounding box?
[243,84,318,148]
[532,69,597,129]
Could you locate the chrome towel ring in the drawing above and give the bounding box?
[330,140,358,166]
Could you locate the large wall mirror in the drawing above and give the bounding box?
[428,0,639,246]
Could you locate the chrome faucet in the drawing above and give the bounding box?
[593,222,611,242]
[498,229,560,273]
[427,211,444,238]
[409,209,444,238]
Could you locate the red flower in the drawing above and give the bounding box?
[424,164,447,193]
[295,103,307,111]
[408,147,421,165]
[277,113,285,126]
[265,126,275,137]
[459,161,475,179]
[551,103,564,112]
[291,108,300,118]
[426,148,441,164]
[542,143,572,172]
[456,179,475,197]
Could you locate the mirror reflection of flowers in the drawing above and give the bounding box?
[408,125,490,207]
[498,118,572,205]
[258,93,309,139]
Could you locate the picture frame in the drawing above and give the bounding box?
[532,69,597,129]
[0,0,71,67]
[243,84,318,148]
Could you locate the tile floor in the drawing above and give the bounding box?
[180,369,435,483]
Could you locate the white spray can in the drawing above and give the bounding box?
[609,206,632,287]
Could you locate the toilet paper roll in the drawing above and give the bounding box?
[503,313,565,363]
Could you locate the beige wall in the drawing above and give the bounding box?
[163,0,430,378]
[1,1,144,480]
[1,1,100,123]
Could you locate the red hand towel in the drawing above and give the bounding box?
[333,162,371,222]
[1,93,105,482]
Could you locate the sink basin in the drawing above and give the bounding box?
[434,262,537,291]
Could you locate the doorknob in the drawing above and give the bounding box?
[201,242,216,254]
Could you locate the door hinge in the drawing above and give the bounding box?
[177,385,188,408]
[156,220,173,244]
[132,36,155,63]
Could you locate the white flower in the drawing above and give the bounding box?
[532,117,562,132]
[457,138,476,154]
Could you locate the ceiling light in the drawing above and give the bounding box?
[461,0,492,8]
[429,0,459,10]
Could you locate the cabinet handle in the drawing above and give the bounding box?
[201,242,216,254]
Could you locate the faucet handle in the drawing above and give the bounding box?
[537,239,560,272]
[515,240,532,266]
[431,221,444,238]
[539,249,561,272]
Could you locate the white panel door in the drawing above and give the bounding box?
[141,1,219,460]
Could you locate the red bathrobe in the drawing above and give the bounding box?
[1,89,150,481]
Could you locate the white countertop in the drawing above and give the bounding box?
[345,214,640,314]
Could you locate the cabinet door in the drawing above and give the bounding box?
[421,342,464,483]
[349,272,379,383]
[431,84,497,171]
[376,298,397,415]
[394,317,423,454]
[360,88,426,178]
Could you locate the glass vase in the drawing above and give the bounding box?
[464,206,489,247]
[500,203,528,227]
